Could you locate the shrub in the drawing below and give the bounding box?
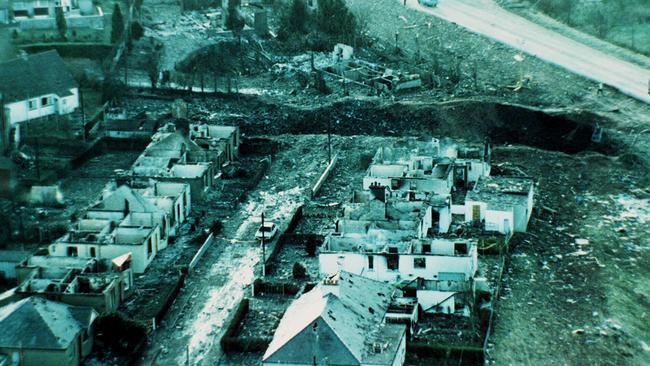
[101,77,126,102]
[305,238,318,257]
[210,220,223,236]
[94,313,147,353]
[111,4,124,43]
[315,0,356,42]
[293,262,307,279]
[131,21,145,40]
[279,0,310,35]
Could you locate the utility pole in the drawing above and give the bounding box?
[124,51,128,85]
[261,212,266,277]
[327,118,332,163]
[394,31,399,52]
[0,92,6,151]
[35,137,41,182]
[80,89,86,139]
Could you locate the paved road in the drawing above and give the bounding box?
[406,0,650,104]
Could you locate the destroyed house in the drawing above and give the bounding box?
[15,256,99,286]
[369,139,491,191]
[464,176,535,233]
[48,217,162,274]
[345,192,452,237]
[327,52,422,93]
[402,277,474,317]
[189,123,240,163]
[0,297,97,366]
[148,124,228,167]
[15,269,130,315]
[453,142,491,187]
[130,130,216,202]
[319,231,478,284]
[263,271,408,366]
[363,158,454,196]
[134,181,191,236]
[86,185,170,247]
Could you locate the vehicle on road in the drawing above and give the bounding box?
[418,0,439,7]
[256,222,278,241]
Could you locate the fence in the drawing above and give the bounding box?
[262,205,305,275]
[188,233,214,271]
[252,279,301,297]
[219,298,272,352]
[20,42,112,59]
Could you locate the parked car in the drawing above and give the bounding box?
[418,0,439,7]
[256,222,278,241]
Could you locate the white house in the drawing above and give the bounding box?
[464,176,534,234]
[10,0,73,19]
[0,50,79,147]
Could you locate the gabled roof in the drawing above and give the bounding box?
[0,297,97,350]
[146,132,203,157]
[0,50,78,104]
[92,185,160,213]
[264,272,405,365]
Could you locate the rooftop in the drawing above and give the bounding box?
[92,185,160,213]
[0,297,97,350]
[0,50,77,104]
[263,271,405,365]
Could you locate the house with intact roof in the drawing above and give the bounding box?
[0,50,79,148]
[263,271,408,366]
[0,297,97,366]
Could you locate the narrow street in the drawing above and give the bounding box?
[137,137,329,365]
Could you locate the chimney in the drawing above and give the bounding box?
[321,273,340,297]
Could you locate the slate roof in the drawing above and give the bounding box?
[0,50,78,104]
[0,297,97,350]
[264,271,406,365]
